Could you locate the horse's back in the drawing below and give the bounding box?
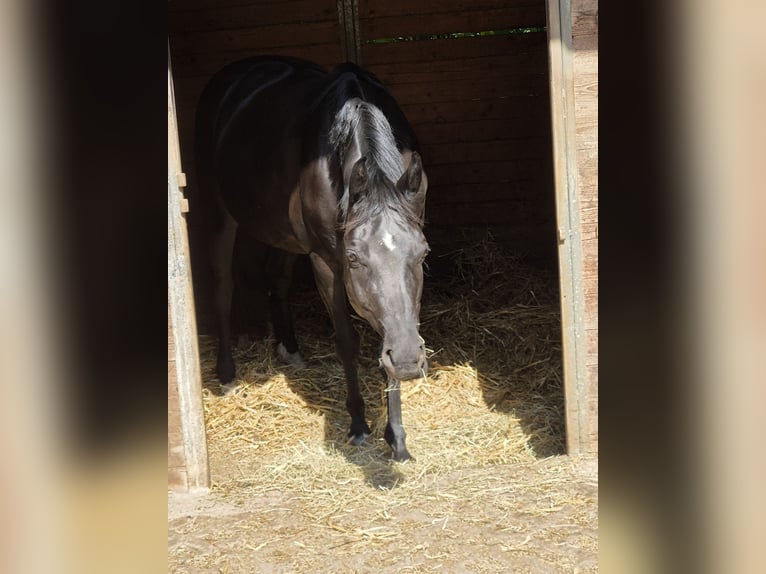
[195,57,330,230]
[195,56,327,169]
[194,56,418,243]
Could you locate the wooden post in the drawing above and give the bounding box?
[545,0,591,454]
[168,44,210,491]
[337,0,362,64]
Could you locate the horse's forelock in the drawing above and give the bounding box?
[331,99,418,233]
[341,187,423,235]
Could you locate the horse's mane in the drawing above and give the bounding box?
[329,99,404,189]
[323,70,421,232]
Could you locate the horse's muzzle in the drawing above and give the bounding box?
[380,339,428,381]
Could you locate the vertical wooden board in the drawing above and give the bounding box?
[587,395,598,451]
[571,3,598,448]
[168,302,188,490]
[571,0,598,38]
[546,0,599,454]
[169,48,210,491]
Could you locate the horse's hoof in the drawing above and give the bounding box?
[348,432,370,446]
[391,448,413,463]
[220,381,239,396]
[348,421,372,445]
[276,343,307,369]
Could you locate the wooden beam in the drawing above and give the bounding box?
[545,0,591,454]
[168,43,210,492]
[337,0,361,64]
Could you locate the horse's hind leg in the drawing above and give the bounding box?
[266,248,306,368]
[210,205,237,385]
[309,253,370,443]
[231,231,270,347]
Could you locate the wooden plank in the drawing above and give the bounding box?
[168,43,343,79]
[168,431,187,469]
[578,195,598,227]
[376,60,549,92]
[381,67,548,89]
[427,180,548,205]
[573,32,597,51]
[401,97,549,127]
[168,48,210,492]
[368,50,548,78]
[360,0,544,19]
[362,33,547,66]
[169,0,338,33]
[420,137,551,165]
[169,0,323,13]
[170,20,339,54]
[575,152,598,185]
[167,467,188,491]
[587,394,598,451]
[425,158,552,185]
[427,201,557,227]
[585,328,598,366]
[386,75,548,105]
[571,0,598,38]
[572,9,598,397]
[168,308,184,477]
[546,0,592,455]
[414,115,550,144]
[360,6,547,40]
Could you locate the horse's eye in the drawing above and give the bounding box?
[347,251,360,267]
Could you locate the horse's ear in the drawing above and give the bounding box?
[397,151,427,219]
[349,156,368,201]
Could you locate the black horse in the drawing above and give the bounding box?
[195,56,429,461]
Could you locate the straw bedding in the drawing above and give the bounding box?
[199,230,565,497]
[175,231,595,571]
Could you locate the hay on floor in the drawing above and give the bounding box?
[198,230,565,512]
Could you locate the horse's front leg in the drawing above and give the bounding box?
[384,376,412,461]
[309,254,371,443]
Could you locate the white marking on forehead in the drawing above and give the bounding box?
[380,230,396,251]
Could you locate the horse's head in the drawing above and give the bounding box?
[342,152,429,381]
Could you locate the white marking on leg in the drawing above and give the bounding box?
[380,230,396,251]
[277,342,307,369]
[348,432,370,446]
[220,381,240,396]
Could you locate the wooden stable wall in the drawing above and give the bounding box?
[359,0,555,246]
[571,0,598,452]
[168,0,555,251]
